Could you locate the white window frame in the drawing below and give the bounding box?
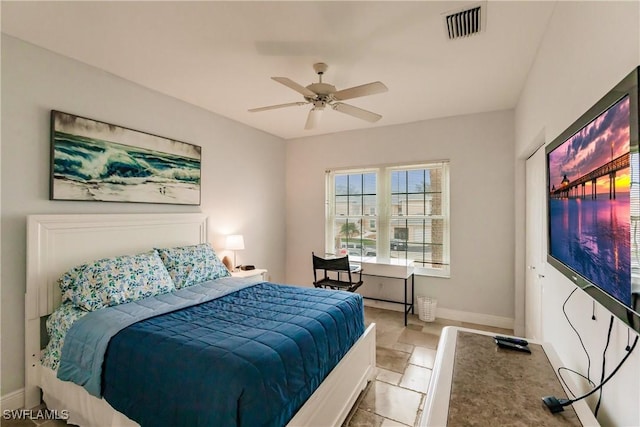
[325,161,450,278]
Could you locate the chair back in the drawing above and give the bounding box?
[311,252,363,292]
[312,252,353,283]
[312,253,350,272]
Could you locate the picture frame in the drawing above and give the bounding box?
[50,111,201,205]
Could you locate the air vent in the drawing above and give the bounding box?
[443,2,486,40]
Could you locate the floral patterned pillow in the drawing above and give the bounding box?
[155,243,230,289]
[59,250,175,312]
[41,301,88,370]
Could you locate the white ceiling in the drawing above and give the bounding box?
[1,1,556,140]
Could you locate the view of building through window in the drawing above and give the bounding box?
[326,162,450,277]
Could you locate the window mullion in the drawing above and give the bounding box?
[378,167,390,260]
[325,171,335,255]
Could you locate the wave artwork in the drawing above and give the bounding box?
[51,111,201,205]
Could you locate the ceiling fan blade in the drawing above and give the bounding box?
[332,102,382,123]
[305,107,324,130]
[248,101,308,112]
[332,81,388,101]
[272,77,317,98]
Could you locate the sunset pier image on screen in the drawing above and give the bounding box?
[547,95,631,306]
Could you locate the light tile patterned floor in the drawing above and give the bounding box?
[343,306,513,427]
[1,307,511,427]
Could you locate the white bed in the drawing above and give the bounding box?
[25,213,376,426]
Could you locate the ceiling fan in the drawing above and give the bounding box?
[249,63,388,130]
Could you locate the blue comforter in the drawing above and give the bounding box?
[101,282,364,427]
[58,276,260,396]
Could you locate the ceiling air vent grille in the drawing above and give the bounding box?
[444,3,486,40]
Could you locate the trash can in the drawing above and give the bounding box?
[417,296,437,322]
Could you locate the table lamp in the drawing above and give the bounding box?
[225,234,245,271]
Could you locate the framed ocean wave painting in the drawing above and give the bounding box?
[50,111,201,205]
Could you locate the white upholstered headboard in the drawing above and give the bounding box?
[24,213,208,408]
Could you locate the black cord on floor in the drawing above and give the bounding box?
[594,315,614,417]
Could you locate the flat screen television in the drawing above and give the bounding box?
[546,67,640,332]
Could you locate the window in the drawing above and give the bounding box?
[326,162,450,277]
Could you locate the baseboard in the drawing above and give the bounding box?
[363,299,514,330]
[1,388,24,410]
[363,299,405,313]
[436,307,514,330]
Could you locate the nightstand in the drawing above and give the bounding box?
[231,268,268,281]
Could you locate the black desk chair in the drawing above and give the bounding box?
[312,252,363,292]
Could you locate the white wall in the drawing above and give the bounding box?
[0,35,286,399]
[285,110,515,327]
[515,2,640,426]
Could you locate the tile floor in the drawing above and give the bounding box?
[343,306,513,427]
[1,306,511,427]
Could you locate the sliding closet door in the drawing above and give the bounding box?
[525,146,546,340]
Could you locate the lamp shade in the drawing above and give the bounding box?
[225,234,245,251]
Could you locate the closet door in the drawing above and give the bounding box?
[525,146,546,340]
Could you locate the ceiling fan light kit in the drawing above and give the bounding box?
[249,62,388,130]
[305,107,323,130]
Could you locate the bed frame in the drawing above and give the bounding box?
[25,213,376,426]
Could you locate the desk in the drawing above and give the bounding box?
[358,259,415,326]
[420,327,599,426]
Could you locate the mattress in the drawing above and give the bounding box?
[40,365,138,427]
